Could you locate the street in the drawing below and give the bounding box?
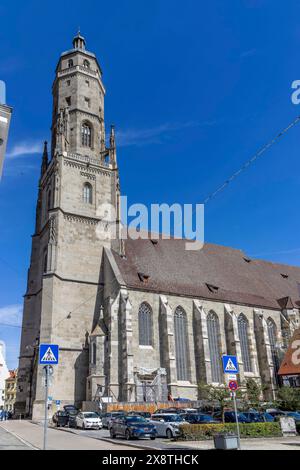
[1,420,300,450]
[54,425,195,450]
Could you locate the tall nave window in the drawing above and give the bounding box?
[238,314,252,372]
[138,302,153,346]
[267,318,279,384]
[81,123,92,147]
[174,306,190,381]
[207,311,222,383]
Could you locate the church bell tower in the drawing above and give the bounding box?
[15,33,120,418]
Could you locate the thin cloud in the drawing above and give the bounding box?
[115,120,217,147]
[250,248,300,257]
[0,304,23,326]
[240,48,257,59]
[7,141,42,159]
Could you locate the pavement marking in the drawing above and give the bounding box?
[0,423,39,450]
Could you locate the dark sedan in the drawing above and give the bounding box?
[213,411,251,423]
[182,413,220,424]
[52,411,69,427]
[110,416,157,440]
[243,412,274,423]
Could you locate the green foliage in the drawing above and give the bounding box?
[275,386,300,411]
[243,378,266,410]
[198,382,243,423]
[178,422,282,441]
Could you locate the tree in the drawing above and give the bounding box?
[244,378,266,411]
[275,386,300,411]
[198,382,243,422]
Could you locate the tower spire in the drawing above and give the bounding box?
[109,125,117,168]
[72,29,86,50]
[40,141,48,177]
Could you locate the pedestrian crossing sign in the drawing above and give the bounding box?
[222,355,239,374]
[39,344,59,365]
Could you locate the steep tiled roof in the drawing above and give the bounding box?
[111,238,300,310]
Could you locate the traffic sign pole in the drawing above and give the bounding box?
[232,391,241,450]
[43,365,49,451]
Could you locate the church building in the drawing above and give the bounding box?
[15,33,300,419]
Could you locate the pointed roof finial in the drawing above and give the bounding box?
[72,29,86,50]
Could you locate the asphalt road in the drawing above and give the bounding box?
[56,425,194,450]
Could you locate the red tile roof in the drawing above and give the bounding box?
[111,238,300,309]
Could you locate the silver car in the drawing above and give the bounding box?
[149,413,185,439]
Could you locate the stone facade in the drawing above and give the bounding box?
[16,34,300,419]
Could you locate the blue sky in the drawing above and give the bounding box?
[1,0,300,368]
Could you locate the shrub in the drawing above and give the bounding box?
[177,422,281,440]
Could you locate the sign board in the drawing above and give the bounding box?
[47,396,53,405]
[280,417,297,437]
[222,355,239,374]
[228,380,238,391]
[226,374,237,382]
[39,344,59,365]
[278,329,300,376]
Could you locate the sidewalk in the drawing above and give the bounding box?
[0,421,141,450]
[175,436,300,450]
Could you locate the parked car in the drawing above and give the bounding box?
[213,411,251,423]
[110,415,157,440]
[285,412,300,423]
[75,411,102,430]
[182,413,219,424]
[127,411,151,419]
[242,412,274,423]
[63,405,79,415]
[52,410,69,427]
[150,413,185,438]
[101,411,127,429]
[68,413,78,428]
[153,407,184,415]
[266,409,287,419]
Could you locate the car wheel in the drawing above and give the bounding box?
[125,429,131,440]
[166,429,173,439]
[150,437,155,440]
[110,428,116,438]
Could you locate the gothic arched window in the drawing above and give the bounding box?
[68,59,73,68]
[83,183,93,204]
[238,314,252,372]
[83,59,90,68]
[138,302,153,346]
[81,122,92,147]
[267,318,279,383]
[174,306,190,381]
[207,311,222,383]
